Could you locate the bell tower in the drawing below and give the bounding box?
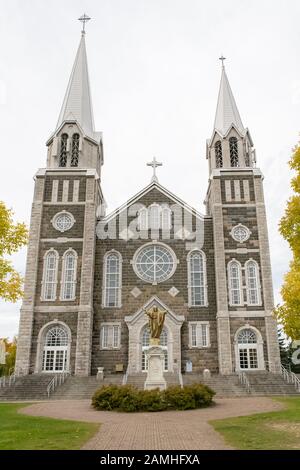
[15,17,104,376]
[205,59,280,374]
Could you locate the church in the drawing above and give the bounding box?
[15,23,281,385]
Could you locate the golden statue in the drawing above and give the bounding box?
[143,305,167,345]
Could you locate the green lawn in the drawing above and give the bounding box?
[210,397,300,450]
[0,403,99,450]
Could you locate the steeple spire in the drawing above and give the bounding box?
[55,21,96,140]
[213,62,245,136]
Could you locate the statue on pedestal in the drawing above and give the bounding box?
[142,305,168,390]
[143,305,167,345]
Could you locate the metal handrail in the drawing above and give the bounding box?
[47,371,69,398]
[0,375,7,388]
[280,364,300,393]
[237,370,251,393]
[0,367,20,389]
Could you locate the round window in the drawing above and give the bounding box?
[52,212,75,232]
[133,243,176,283]
[230,224,251,243]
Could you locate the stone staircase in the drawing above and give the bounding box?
[1,371,298,401]
[182,373,248,397]
[126,372,180,389]
[244,371,300,396]
[0,374,55,401]
[50,374,123,400]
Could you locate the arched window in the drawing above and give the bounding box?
[229,136,239,167]
[161,206,172,230]
[41,249,59,301]
[215,140,223,168]
[228,260,243,306]
[59,134,68,167]
[103,251,122,307]
[149,204,160,229]
[187,250,207,306]
[42,326,69,372]
[245,260,261,305]
[138,207,148,231]
[60,249,77,301]
[141,326,168,371]
[71,134,80,167]
[237,328,259,370]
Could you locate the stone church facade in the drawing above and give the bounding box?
[15,30,281,381]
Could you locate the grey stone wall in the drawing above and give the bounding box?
[92,187,219,375]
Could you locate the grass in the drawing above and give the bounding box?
[0,403,99,450]
[210,397,300,450]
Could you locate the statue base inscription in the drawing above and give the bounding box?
[144,346,166,391]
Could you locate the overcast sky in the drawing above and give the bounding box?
[0,0,299,339]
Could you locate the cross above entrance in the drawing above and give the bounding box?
[147,157,163,183]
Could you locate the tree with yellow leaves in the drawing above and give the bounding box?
[276,142,300,339]
[0,337,17,376]
[0,201,28,302]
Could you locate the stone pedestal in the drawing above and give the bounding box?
[96,367,104,381]
[144,346,166,391]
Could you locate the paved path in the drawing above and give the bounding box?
[20,397,283,450]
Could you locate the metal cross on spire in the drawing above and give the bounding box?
[219,55,226,67]
[147,157,163,183]
[78,13,91,34]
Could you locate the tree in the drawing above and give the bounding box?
[0,201,28,302]
[276,142,300,339]
[277,328,291,369]
[0,337,17,377]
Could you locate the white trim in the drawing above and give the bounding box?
[44,202,86,206]
[188,321,210,348]
[234,325,265,371]
[40,238,83,243]
[102,250,122,308]
[35,320,72,373]
[227,259,243,307]
[233,180,241,201]
[245,259,262,306]
[137,207,148,230]
[222,203,256,208]
[51,180,59,203]
[73,180,80,202]
[187,249,208,307]
[225,249,259,254]
[230,223,251,243]
[59,248,78,301]
[161,205,172,230]
[41,248,59,301]
[62,180,69,202]
[131,241,178,285]
[51,210,76,233]
[100,322,121,350]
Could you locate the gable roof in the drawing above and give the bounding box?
[101,181,210,223]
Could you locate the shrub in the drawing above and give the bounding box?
[163,385,196,410]
[92,383,215,412]
[137,389,168,412]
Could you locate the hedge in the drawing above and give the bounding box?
[92,383,215,412]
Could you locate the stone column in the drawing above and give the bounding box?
[15,173,45,375]
[254,174,281,373]
[210,177,233,374]
[75,174,97,376]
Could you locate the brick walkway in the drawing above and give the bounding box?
[20,397,283,450]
